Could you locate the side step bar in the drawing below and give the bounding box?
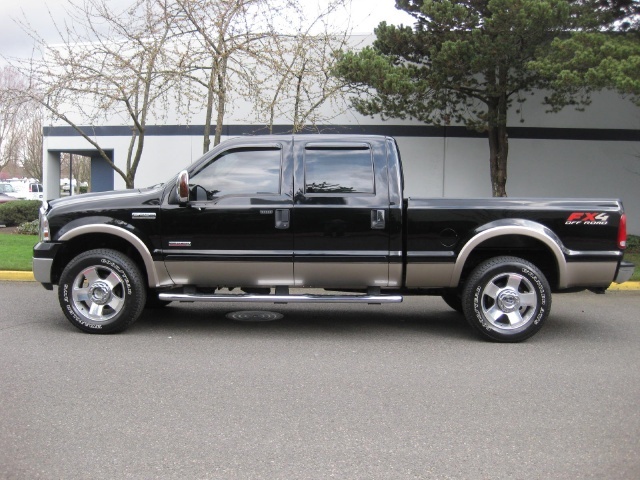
[158,292,403,305]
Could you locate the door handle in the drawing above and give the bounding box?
[275,209,290,229]
[371,209,385,230]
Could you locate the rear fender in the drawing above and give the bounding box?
[451,219,567,288]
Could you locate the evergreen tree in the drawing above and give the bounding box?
[335,0,595,197]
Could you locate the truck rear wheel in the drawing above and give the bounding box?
[462,256,551,342]
[58,249,146,333]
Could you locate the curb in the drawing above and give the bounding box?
[0,271,638,290]
[608,282,640,291]
[0,271,35,281]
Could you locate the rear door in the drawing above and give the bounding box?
[292,138,392,288]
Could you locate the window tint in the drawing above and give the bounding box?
[190,147,281,200]
[304,146,374,194]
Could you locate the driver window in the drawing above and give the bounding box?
[189,147,282,201]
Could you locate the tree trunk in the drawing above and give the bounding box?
[203,63,216,154]
[214,57,228,147]
[487,96,509,197]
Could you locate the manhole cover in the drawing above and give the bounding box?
[226,311,283,322]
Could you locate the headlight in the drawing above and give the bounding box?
[39,202,50,242]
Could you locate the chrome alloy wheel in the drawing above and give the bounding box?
[479,272,538,330]
[71,265,126,322]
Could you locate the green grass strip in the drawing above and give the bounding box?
[624,253,640,281]
[0,234,38,271]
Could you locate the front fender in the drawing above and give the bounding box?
[57,222,171,288]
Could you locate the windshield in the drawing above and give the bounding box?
[0,184,16,193]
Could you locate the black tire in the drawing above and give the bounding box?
[58,249,147,333]
[441,290,463,314]
[145,289,172,309]
[462,256,551,342]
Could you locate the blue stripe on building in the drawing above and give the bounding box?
[43,124,640,141]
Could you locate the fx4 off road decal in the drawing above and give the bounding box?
[565,212,610,225]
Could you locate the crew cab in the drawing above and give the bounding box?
[33,135,634,341]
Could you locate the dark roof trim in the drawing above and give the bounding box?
[43,124,640,141]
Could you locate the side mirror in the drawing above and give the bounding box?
[176,170,189,204]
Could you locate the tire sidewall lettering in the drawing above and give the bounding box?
[522,267,546,307]
[62,283,104,329]
[473,285,492,331]
[100,258,132,296]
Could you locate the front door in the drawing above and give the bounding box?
[292,138,391,288]
[161,140,294,287]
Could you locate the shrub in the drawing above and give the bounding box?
[627,235,640,254]
[17,219,40,235]
[0,200,41,227]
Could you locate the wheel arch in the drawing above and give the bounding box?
[55,225,170,288]
[451,220,567,289]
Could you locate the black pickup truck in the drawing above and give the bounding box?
[33,135,634,341]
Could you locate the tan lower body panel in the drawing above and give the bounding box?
[405,263,455,288]
[165,261,294,287]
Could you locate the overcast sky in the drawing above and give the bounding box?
[0,0,414,63]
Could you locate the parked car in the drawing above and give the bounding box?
[0,192,17,204]
[3,181,44,200]
[0,183,18,196]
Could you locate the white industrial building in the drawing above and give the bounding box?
[41,37,640,233]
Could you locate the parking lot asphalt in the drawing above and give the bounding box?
[1,281,639,479]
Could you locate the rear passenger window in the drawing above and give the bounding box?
[304,145,374,195]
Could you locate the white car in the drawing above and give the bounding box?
[0,183,18,196]
[1,181,44,200]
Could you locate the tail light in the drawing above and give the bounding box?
[618,214,627,250]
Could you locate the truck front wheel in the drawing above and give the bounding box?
[58,249,147,333]
[462,256,551,342]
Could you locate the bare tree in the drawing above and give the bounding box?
[162,0,281,152]
[162,0,354,150]
[0,66,27,175]
[252,7,354,134]
[19,109,44,181]
[14,0,179,188]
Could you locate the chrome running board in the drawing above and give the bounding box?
[158,292,403,305]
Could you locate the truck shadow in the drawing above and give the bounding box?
[130,297,622,344]
[134,302,475,341]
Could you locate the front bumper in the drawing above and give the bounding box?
[32,242,62,285]
[614,261,635,284]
